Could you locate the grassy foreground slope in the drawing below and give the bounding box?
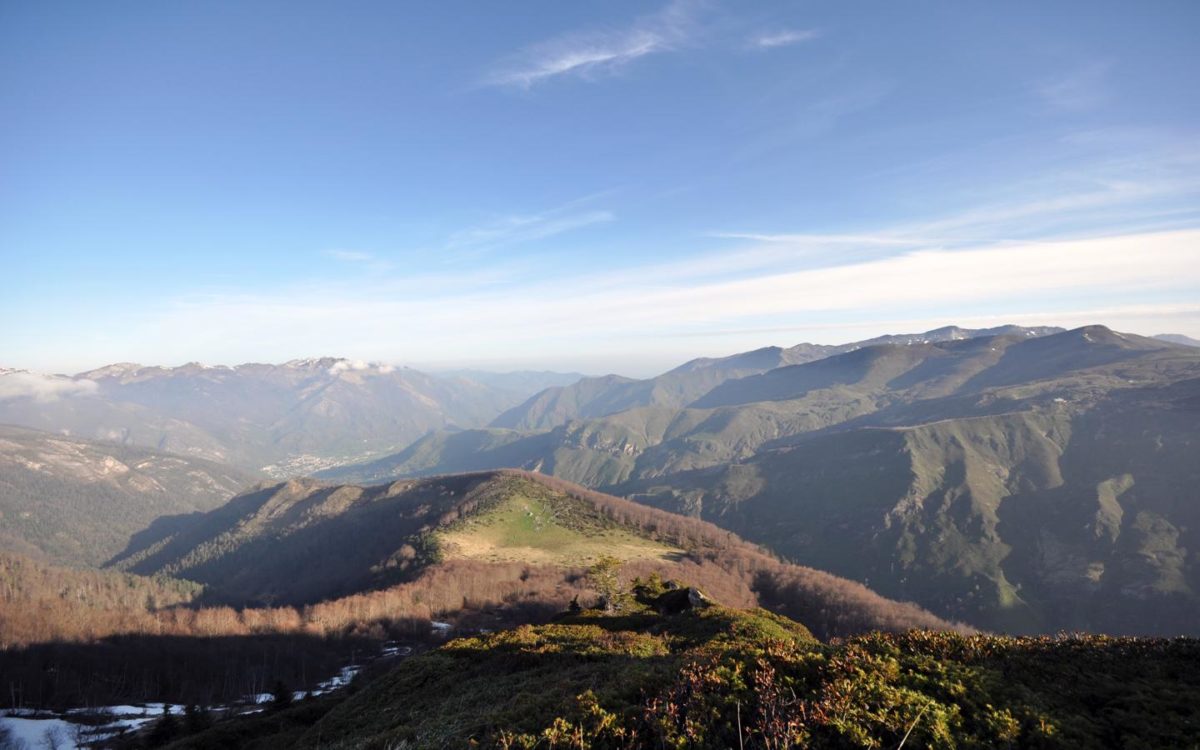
[170,600,1200,750]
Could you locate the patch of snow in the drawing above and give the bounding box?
[97,700,154,715]
[314,665,363,694]
[2,645,414,742]
[141,703,185,715]
[328,359,370,375]
[0,716,81,749]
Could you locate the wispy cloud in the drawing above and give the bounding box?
[719,163,1200,251]
[750,28,819,49]
[447,207,614,252]
[483,1,701,88]
[129,227,1200,373]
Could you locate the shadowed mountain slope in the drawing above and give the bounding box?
[491,325,1062,431]
[693,326,1170,409]
[0,424,260,566]
[622,373,1200,635]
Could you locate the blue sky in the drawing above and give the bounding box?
[3,1,1199,375]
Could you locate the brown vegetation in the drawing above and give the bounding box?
[0,471,969,709]
[3,471,965,649]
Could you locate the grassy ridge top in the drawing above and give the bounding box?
[436,477,682,565]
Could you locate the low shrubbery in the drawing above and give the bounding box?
[167,589,1200,749]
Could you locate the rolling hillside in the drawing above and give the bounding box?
[0,425,260,566]
[110,470,961,639]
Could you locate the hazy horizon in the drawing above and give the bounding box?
[5,1,1199,374]
[3,319,1194,380]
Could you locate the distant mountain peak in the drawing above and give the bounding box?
[1155,333,1200,348]
[281,356,347,370]
[79,362,145,379]
[178,361,229,371]
[277,357,400,376]
[1058,324,1164,349]
[923,325,969,339]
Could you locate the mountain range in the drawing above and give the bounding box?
[3,323,1198,638]
[0,361,580,476]
[490,325,1064,431]
[320,325,1200,635]
[3,321,1200,746]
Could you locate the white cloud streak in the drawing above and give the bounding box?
[751,29,819,49]
[448,209,614,251]
[23,173,1200,373]
[122,227,1200,372]
[484,1,700,88]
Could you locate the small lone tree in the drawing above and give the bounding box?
[146,706,179,748]
[588,555,626,611]
[183,703,212,734]
[270,679,293,711]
